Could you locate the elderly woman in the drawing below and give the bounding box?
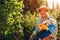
[29,5,58,40]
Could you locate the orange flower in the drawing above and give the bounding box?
[38,24,48,30]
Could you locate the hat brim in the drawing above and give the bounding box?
[36,7,49,13]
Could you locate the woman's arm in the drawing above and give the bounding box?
[48,17,58,40]
[29,18,41,40]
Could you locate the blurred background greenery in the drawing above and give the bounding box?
[0,0,60,40]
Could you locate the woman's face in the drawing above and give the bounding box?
[39,9,47,17]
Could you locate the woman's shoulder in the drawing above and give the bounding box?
[48,16,56,21]
[48,16,57,26]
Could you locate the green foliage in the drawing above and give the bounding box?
[0,0,24,40]
[57,14,60,36]
[21,11,38,39]
[0,0,39,39]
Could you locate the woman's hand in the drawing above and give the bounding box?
[42,35,52,40]
[29,34,35,40]
[38,38,41,40]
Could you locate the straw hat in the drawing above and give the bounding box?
[36,5,49,13]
